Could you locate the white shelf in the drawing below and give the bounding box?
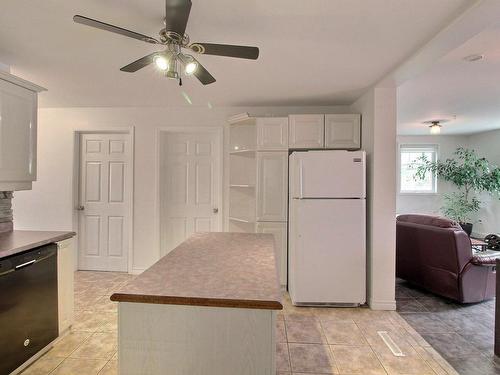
[229,217,255,224]
[230,184,255,188]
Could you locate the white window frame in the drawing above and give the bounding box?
[398,144,438,195]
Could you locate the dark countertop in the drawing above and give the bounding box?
[111,232,283,310]
[0,230,76,259]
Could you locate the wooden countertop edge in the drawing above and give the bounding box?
[110,293,283,310]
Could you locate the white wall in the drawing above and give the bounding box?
[468,129,500,236]
[13,105,350,273]
[352,87,397,310]
[396,135,468,215]
[0,62,10,73]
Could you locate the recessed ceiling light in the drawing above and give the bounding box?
[463,54,484,62]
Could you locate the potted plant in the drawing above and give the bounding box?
[414,147,500,236]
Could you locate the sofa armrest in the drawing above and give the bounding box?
[471,253,500,266]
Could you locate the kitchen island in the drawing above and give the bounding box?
[111,232,282,375]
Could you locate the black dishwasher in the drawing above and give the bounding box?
[0,244,58,375]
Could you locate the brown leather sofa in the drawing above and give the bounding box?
[396,214,496,303]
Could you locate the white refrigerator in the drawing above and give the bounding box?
[288,150,366,306]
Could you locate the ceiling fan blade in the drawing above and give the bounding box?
[73,15,159,44]
[188,58,216,85]
[165,0,192,37]
[189,43,259,60]
[120,52,159,72]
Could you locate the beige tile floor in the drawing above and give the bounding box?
[21,271,459,375]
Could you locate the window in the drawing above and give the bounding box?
[399,145,438,194]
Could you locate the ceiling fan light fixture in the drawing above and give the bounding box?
[185,61,198,75]
[429,123,442,135]
[422,119,449,135]
[154,55,169,71]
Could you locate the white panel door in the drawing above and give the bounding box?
[161,131,220,255]
[289,150,366,199]
[288,199,366,305]
[325,114,361,150]
[256,152,288,221]
[256,222,287,286]
[0,79,37,186]
[288,114,324,149]
[256,117,288,150]
[79,133,131,272]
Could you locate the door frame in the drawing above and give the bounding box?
[155,126,223,258]
[72,127,135,273]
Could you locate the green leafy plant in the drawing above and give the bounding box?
[414,147,500,223]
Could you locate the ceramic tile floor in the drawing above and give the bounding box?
[22,271,458,375]
[396,278,500,375]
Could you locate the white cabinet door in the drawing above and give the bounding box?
[288,114,324,149]
[256,117,288,150]
[325,114,361,149]
[256,152,288,222]
[0,79,37,190]
[257,222,287,286]
[57,239,75,334]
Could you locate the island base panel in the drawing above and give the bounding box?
[118,302,276,374]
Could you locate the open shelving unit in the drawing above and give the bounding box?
[228,116,257,233]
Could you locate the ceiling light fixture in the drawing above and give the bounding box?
[423,119,449,135]
[429,121,442,135]
[154,55,169,71]
[185,61,197,75]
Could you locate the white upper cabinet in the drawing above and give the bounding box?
[0,72,45,191]
[256,152,288,222]
[325,114,361,150]
[288,114,325,149]
[256,117,288,150]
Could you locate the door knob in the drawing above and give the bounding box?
[213,208,219,214]
[76,205,85,211]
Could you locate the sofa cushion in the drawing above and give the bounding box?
[397,214,462,229]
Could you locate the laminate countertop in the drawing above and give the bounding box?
[111,232,283,310]
[0,230,76,259]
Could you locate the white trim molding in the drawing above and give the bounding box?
[369,299,397,311]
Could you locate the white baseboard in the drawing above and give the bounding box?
[368,299,396,311]
[130,268,145,275]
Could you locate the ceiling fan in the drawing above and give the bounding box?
[73,0,259,86]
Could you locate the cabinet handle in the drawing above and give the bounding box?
[213,208,219,214]
[76,205,85,211]
[15,260,36,270]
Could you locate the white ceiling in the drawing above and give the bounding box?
[398,24,500,135]
[0,0,472,108]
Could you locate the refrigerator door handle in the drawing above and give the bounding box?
[299,159,304,199]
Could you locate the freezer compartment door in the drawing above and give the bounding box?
[288,199,366,305]
[290,150,365,199]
